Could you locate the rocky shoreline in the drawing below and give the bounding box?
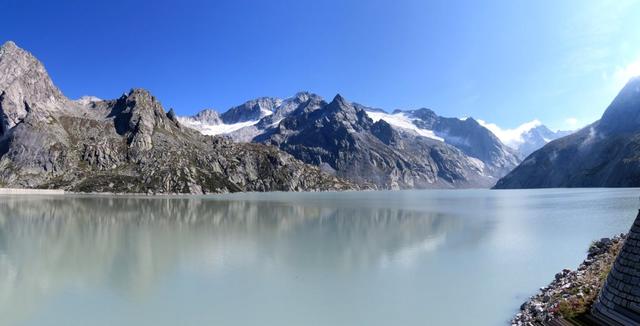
[512,234,626,325]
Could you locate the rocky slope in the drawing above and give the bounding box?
[495,77,640,189]
[0,41,356,194]
[512,235,625,325]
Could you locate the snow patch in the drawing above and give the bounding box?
[365,111,444,142]
[178,117,261,136]
[260,108,273,117]
[74,96,102,105]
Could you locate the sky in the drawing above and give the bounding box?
[2,0,640,131]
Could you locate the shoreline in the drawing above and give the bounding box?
[0,187,371,197]
[512,234,626,325]
[1,187,638,198]
[0,188,66,195]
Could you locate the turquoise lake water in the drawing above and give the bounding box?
[0,189,638,325]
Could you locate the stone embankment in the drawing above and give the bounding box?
[512,234,626,325]
[0,188,65,195]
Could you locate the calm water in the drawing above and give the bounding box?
[0,189,638,325]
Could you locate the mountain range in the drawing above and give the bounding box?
[495,77,640,188]
[476,120,572,159]
[180,92,526,188]
[0,41,355,194]
[2,41,607,193]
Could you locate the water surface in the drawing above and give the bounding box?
[0,189,638,325]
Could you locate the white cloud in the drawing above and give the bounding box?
[565,117,579,128]
[476,119,542,148]
[613,57,640,90]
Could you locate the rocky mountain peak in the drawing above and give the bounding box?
[167,108,178,123]
[220,96,281,124]
[0,41,18,52]
[293,91,312,101]
[0,41,66,135]
[110,88,177,153]
[192,108,221,124]
[331,94,349,106]
[370,119,400,145]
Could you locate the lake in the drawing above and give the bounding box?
[0,189,638,325]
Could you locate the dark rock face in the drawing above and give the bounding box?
[0,41,356,193]
[255,94,494,189]
[495,77,640,189]
[220,97,280,124]
[599,77,640,134]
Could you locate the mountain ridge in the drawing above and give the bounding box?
[0,41,357,193]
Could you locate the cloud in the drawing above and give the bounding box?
[476,119,542,147]
[612,57,640,89]
[565,117,579,128]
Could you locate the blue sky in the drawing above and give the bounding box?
[2,0,640,131]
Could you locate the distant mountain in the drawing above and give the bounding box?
[178,92,318,142]
[186,93,522,189]
[181,93,521,189]
[494,77,640,189]
[0,41,356,193]
[477,120,572,159]
[365,108,520,178]
[516,125,572,158]
[255,94,499,188]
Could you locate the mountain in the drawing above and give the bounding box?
[515,125,572,158]
[476,119,572,159]
[178,92,320,142]
[181,93,521,189]
[253,94,514,189]
[0,41,356,193]
[494,77,640,189]
[365,108,520,177]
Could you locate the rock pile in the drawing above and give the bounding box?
[512,234,626,325]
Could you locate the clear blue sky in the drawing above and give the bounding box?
[2,0,640,130]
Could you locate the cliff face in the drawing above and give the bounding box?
[0,41,356,194]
